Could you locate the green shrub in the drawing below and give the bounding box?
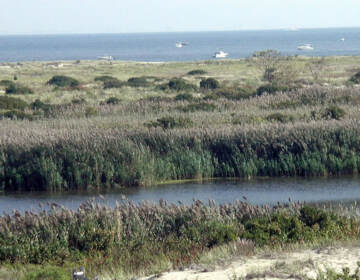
[0,80,15,87]
[71,98,86,105]
[30,99,52,112]
[200,78,220,90]
[323,105,346,120]
[177,102,217,112]
[175,93,194,101]
[127,77,149,87]
[0,110,33,120]
[168,78,196,91]
[266,112,294,123]
[349,71,360,84]
[256,84,289,96]
[206,86,255,100]
[187,69,207,75]
[85,106,98,117]
[47,75,79,88]
[146,116,193,129]
[105,97,121,105]
[0,96,28,110]
[103,79,125,89]
[6,83,33,95]
[94,75,118,83]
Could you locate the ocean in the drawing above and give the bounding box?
[0,27,359,62]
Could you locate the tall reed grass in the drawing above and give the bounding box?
[0,199,358,276]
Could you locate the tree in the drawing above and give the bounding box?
[251,50,282,83]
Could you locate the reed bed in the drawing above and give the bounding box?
[1,116,360,191]
[0,199,359,277]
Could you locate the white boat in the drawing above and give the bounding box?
[213,50,228,58]
[297,44,314,51]
[340,38,345,41]
[175,42,189,48]
[97,55,114,61]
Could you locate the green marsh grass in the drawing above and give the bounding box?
[0,200,359,278]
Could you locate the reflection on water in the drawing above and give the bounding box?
[1,176,360,214]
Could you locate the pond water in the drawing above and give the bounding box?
[1,176,360,214]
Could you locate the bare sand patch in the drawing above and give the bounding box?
[141,245,360,280]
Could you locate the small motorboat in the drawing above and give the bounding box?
[340,38,345,41]
[297,44,314,51]
[175,42,189,48]
[213,50,228,58]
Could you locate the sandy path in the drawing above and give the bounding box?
[141,245,360,280]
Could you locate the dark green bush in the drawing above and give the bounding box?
[168,78,196,91]
[71,98,86,105]
[175,93,194,101]
[0,96,28,110]
[0,110,33,120]
[177,102,217,112]
[0,80,15,87]
[323,105,346,120]
[127,77,149,87]
[349,71,360,84]
[266,112,294,123]
[94,75,118,83]
[146,116,193,129]
[205,86,255,100]
[200,78,220,90]
[85,107,98,117]
[256,84,289,96]
[30,99,52,112]
[187,69,207,75]
[103,79,125,89]
[47,75,80,88]
[6,83,33,95]
[105,97,121,105]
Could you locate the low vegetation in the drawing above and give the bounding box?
[0,200,359,279]
[47,75,79,89]
[0,56,358,191]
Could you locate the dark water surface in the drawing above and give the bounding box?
[1,176,360,214]
[0,28,360,62]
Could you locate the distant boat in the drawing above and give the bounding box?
[97,55,114,61]
[297,44,314,51]
[175,42,189,48]
[340,38,345,41]
[213,50,228,58]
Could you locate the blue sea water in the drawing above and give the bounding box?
[0,27,359,62]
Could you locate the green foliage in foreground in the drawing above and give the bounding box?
[0,202,358,277]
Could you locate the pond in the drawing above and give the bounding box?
[1,176,360,214]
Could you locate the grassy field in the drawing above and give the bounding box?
[1,56,360,191]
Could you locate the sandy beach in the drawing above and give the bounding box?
[141,245,360,280]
